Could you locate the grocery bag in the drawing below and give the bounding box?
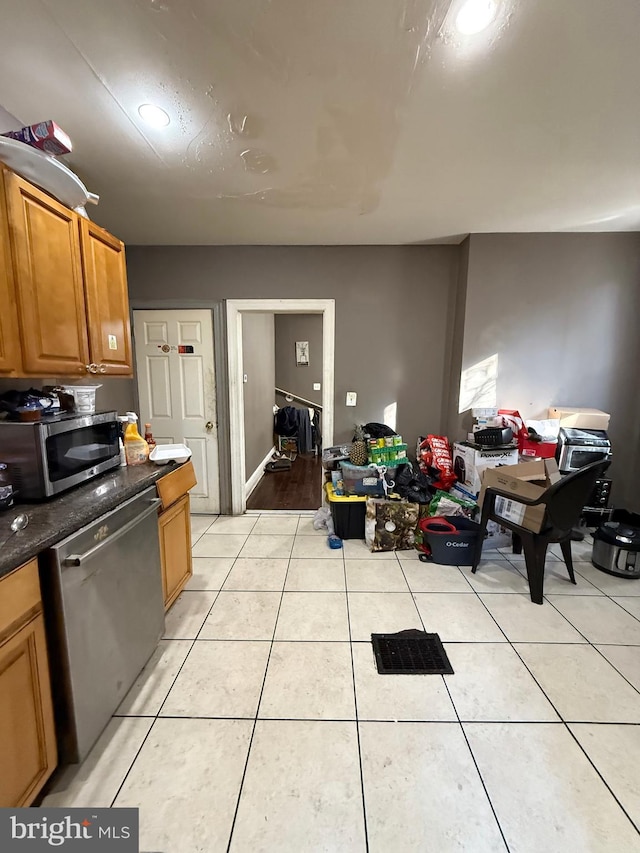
[365,499,419,552]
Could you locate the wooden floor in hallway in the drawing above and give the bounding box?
[247,453,323,510]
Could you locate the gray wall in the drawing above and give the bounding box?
[0,104,22,132]
[275,314,323,407]
[242,312,275,478]
[457,233,640,509]
[126,246,458,446]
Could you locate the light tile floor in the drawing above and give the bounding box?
[44,515,640,852]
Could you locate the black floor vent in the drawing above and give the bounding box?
[371,629,454,675]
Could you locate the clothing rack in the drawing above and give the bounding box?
[275,387,323,411]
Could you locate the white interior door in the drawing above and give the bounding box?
[133,309,219,514]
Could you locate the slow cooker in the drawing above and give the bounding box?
[592,510,640,579]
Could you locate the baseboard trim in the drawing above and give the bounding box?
[245,446,276,499]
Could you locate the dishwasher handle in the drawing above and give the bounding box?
[64,498,162,567]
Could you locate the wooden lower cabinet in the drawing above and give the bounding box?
[158,494,193,610]
[0,560,57,807]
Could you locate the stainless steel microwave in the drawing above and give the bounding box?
[556,427,611,474]
[0,411,120,499]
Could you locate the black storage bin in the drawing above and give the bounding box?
[326,484,367,539]
[417,516,481,565]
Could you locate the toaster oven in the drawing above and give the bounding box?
[556,427,611,474]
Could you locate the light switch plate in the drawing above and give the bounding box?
[346,392,357,407]
[313,382,321,391]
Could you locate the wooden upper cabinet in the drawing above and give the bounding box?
[4,171,89,377]
[0,174,22,375]
[80,219,133,376]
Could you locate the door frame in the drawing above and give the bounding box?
[226,299,335,515]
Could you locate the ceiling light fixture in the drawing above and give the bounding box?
[455,0,498,35]
[137,103,170,128]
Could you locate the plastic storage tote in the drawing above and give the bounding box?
[325,483,367,539]
[339,462,385,497]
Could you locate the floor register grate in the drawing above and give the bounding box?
[371,629,454,675]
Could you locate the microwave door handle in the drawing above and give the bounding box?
[63,499,162,566]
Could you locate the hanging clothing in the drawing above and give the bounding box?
[274,406,299,437]
[274,405,313,453]
[312,409,322,452]
[297,407,313,453]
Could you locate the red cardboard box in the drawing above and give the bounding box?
[519,436,557,459]
[498,409,557,459]
[2,120,72,155]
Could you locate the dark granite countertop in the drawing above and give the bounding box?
[0,462,180,579]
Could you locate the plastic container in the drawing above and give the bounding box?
[416,515,481,565]
[325,483,367,539]
[117,415,128,466]
[62,385,101,414]
[322,444,353,471]
[149,444,192,465]
[339,462,385,497]
[124,412,149,466]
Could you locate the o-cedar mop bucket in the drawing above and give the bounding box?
[417,516,481,565]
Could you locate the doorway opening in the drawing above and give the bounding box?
[226,299,335,515]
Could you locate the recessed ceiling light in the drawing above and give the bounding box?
[455,0,498,35]
[138,103,170,128]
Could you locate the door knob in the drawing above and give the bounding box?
[205,421,214,432]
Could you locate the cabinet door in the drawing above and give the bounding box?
[158,494,193,609]
[0,612,57,807]
[4,171,89,376]
[80,219,133,376]
[0,172,23,375]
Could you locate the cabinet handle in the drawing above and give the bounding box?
[98,364,107,374]
[86,363,99,374]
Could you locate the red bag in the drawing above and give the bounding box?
[417,435,457,490]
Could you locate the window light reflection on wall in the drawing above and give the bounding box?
[459,353,499,412]
[384,402,398,432]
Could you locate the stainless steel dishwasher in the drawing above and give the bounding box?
[44,486,165,763]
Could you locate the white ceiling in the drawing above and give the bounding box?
[1,0,639,245]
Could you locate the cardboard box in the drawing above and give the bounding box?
[479,459,561,533]
[548,407,610,430]
[2,120,72,155]
[519,437,557,459]
[498,408,558,458]
[453,442,519,496]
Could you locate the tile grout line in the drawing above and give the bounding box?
[564,726,640,836]
[445,682,512,853]
[224,527,298,853]
[483,595,640,839]
[344,546,371,853]
[108,538,242,808]
[541,597,640,701]
[406,563,512,852]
